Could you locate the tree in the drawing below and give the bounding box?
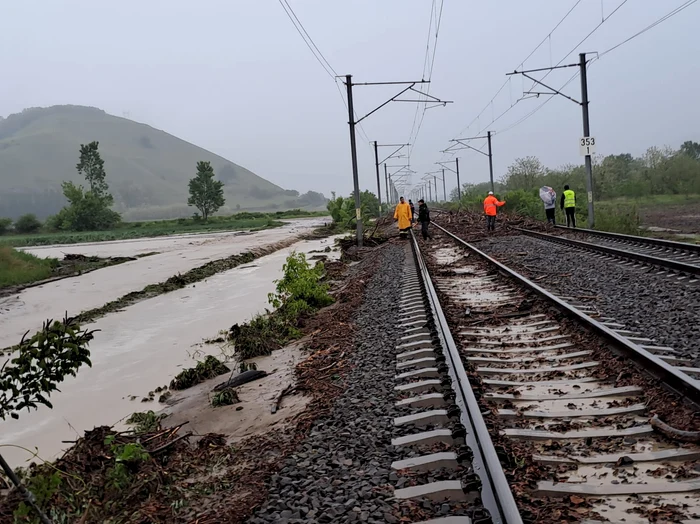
[52,182,121,231]
[0,217,12,234]
[77,141,112,203]
[680,140,700,161]
[49,142,121,231]
[14,213,42,233]
[500,157,545,190]
[188,161,225,221]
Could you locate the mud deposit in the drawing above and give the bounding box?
[0,236,338,467]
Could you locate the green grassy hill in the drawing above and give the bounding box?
[0,105,326,220]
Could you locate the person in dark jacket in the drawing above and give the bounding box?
[408,199,416,223]
[416,199,431,240]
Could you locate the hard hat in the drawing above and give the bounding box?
[488,191,494,195]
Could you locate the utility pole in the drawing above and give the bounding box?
[384,163,389,206]
[340,76,451,245]
[436,158,461,203]
[441,168,447,201]
[344,75,363,247]
[579,53,594,228]
[372,141,382,217]
[456,157,461,201]
[506,55,596,228]
[447,135,494,192]
[487,131,495,193]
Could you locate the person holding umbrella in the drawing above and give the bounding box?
[539,186,557,225]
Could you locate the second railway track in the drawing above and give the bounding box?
[392,224,700,523]
[515,226,700,280]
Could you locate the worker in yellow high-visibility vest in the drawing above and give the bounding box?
[560,185,576,228]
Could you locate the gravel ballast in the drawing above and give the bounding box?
[249,242,406,524]
[475,234,700,365]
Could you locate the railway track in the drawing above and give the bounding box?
[391,225,700,523]
[515,227,700,280]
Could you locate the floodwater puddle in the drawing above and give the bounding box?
[0,234,340,467]
[0,218,327,349]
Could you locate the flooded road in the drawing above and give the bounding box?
[0,234,339,467]
[0,218,327,349]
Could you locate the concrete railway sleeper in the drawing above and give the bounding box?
[401,225,700,523]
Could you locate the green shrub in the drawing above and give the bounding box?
[0,217,12,234]
[502,189,543,219]
[268,252,333,311]
[14,213,42,233]
[231,252,334,360]
[169,355,229,390]
[588,202,640,235]
[126,410,167,433]
[211,387,240,407]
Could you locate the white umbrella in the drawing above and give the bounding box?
[539,186,555,205]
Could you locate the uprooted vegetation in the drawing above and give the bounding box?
[1,237,383,523]
[228,251,334,360]
[169,355,230,391]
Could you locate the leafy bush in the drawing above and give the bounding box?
[0,317,94,420]
[169,355,229,390]
[326,191,376,229]
[14,213,42,233]
[502,189,543,219]
[126,410,167,433]
[231,252,334,360]
[104,435,150,490]
[211,387,240,407]
[589,202,640,235]
[0,217,12,234]
[12,472,62,522]
[268,252,333,312]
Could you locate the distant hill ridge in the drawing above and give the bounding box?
[0,105,325,220]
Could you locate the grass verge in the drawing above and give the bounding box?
[0,247,56,287]
[0,208,330,248]
[0,248,144,293]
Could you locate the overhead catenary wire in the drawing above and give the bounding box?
[443,0,628,169]
[277,0,336,79]
[497,0,695,135]
[452,0,584,140]
[408,0,445,158]
[277,1,373,152]
[599,0,697,57]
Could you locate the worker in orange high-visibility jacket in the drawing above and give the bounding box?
[483,191,505,232]
[394,196,412,239]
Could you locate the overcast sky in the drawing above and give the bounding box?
[2,0,698,198]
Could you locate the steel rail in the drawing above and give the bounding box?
[433,222,700,406]
[515,227,700,277]
[555,225,700,254]
[409,230,523,524]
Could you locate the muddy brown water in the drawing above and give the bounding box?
[0,218,327,350]
[0,228,340,468]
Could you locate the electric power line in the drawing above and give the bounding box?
[599,0,697,57]
[408,0,446,160]
[453,0,584,140]
[459,0,627,148]
[277,0,336,79]
[497,0,696,135]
